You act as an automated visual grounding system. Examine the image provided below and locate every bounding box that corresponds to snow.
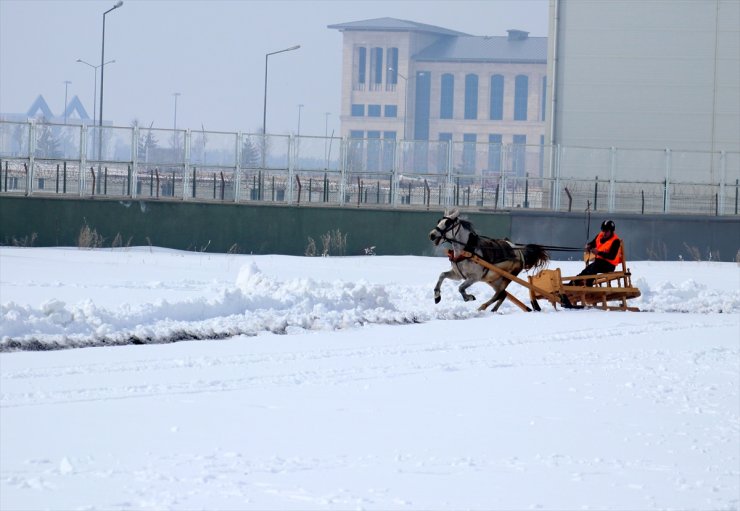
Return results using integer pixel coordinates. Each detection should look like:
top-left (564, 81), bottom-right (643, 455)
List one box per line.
top-left (1, 246), bottom-right (739, 510)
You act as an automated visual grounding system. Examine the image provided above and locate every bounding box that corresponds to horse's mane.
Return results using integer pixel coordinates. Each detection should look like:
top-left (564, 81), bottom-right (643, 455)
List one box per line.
top-left (458, 218), bottom-right (475, 232)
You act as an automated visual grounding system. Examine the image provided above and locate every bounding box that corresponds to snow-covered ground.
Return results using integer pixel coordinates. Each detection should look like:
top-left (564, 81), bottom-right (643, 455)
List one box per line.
top-left (1, 247), bottom-right (738, 510)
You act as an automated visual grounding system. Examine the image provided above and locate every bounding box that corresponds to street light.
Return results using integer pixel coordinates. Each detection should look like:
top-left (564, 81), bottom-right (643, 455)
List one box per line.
top-left (262, 44), bottom-right (300, 136)
top-left (76, 58), bottom-right (114, 126)
top-left (297, 104), bottom-right (304, 136)
top-left (99, 0), bottom-right (123, 130)
top-left (173, 92), bottom-right (181, 130)
top-left (388, 67), bottom-right (408, 141)
top-left (63, 81), bottom-right (72, 124)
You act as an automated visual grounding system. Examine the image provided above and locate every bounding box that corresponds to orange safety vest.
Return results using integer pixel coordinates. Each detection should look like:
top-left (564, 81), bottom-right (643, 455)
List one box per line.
top-left (595, 232), bottom-right (622, 266)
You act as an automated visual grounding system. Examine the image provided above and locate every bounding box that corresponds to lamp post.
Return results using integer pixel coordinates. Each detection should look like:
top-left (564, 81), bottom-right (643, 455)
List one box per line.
top-left (262, 45), bottom-right (299, 172)
top-left (262, 44), bottom-right (300, 136)
top-left (98, 0), bottom-right (123, 172)
top-left (99, 0), bottom-right (123, 130)
top-left (63, 81), bottom-right (71, 124)
top-left (76, 58), bottom-right (114, 126)
top-left (297, 104), bottom-right (304, 136)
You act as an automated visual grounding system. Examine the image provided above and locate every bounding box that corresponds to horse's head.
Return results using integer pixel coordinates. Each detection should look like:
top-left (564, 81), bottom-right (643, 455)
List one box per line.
top-left (429, 209), bottom-right (471, 247)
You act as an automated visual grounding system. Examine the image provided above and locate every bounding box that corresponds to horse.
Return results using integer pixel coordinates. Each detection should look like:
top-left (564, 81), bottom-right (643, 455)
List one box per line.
top-left (429, 209), bottom-right (550, 312)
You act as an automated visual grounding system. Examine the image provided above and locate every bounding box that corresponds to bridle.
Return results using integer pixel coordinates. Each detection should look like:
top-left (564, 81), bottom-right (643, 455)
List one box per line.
top-left (433, 215), bottom-right (464, 246)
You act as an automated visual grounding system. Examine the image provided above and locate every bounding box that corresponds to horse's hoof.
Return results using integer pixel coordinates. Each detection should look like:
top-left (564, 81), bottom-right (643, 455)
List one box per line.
top-left (477, 304), bottom-right (488, 311)
top-left (434, 296), bottom-right (441, 304)
top-left (464, 295), bottom-right (476, 302)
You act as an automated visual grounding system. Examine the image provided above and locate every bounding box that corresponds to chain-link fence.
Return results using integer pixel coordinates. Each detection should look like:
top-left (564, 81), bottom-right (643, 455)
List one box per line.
top-left (1, 119), bottom-right (738, 216)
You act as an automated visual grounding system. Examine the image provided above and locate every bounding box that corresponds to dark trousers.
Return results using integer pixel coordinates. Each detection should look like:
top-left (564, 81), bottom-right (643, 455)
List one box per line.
top-left (571, 258), bottom-right (616, 286)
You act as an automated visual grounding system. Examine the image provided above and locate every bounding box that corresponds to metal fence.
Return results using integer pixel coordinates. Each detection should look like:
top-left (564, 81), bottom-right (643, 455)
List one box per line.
top-left (1, 120), bottom-right (738, 215)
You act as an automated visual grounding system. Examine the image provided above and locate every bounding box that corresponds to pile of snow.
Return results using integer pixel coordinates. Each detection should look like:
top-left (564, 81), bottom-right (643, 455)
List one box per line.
top-left (1, 248), bottom-right (738, 351)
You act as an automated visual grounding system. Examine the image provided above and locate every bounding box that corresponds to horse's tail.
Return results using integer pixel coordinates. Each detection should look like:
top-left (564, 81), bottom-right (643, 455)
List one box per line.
top-left (522, 244), bottom-right (549, 271)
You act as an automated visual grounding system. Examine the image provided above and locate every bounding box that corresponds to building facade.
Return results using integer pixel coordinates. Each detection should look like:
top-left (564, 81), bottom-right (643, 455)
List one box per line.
top-left (329, 18), bottom-right (547, 177)
top-left (546, 0), bottom-right (740, 183)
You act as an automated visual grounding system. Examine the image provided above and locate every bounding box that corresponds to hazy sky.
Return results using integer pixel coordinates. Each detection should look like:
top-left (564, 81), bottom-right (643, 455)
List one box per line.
top-left (0, 0), bottom-right (548, 137)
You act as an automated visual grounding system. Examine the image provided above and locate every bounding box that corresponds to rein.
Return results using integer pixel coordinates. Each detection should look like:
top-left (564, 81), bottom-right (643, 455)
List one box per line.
top-left (436, 216), bottom-right (582, 255)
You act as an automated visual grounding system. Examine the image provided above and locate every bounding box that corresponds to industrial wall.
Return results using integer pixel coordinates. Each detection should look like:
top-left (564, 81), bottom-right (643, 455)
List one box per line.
top-left (547, 0), bottom-right (740, 156)
top-left (2, 196), bottom-right (738, 261)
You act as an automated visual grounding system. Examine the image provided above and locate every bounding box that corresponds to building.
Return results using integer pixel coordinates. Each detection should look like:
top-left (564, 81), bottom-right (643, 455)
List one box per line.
top-left (546, 0), bottom-right (739, 183)
top-left (0, 94), bottom-right (92, 125)
top-left (329, 18), bottom-right (547, 177)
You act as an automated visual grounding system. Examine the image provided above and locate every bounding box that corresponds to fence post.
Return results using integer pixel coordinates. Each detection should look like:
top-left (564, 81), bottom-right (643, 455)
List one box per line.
top-left (593, 176), bottom-right (598, 211)
top-left (553, 144), bottom-right (561, 210)
top-left (286, 134), bottom-right (293, 204)
top-left (79, 124), bottom-right (87, 196)
top-left (131, 125), bottom-right (138, 198)
top-left (609, 146), bottom-right (616, 212)
top-left (182, 129), bottom-right (191, 201)
top-left (717, 150), bottom-right (726, 216)
top-left (27, 120), bottom-right (36, 196)
top-left (339, 137), bottom-right (347, 206)
top-left (664, 148), bottom-right (671, 213)
top-left (235, 132), bottom-right (242, 202)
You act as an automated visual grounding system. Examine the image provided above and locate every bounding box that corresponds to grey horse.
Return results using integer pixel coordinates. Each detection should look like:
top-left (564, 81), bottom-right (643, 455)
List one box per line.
top-left (429, 209), bottom-right (549, 312)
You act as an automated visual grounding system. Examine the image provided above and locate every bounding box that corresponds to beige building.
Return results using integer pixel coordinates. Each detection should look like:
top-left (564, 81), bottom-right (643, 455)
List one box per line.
top-left (329, 18), bottom-right (547, 177)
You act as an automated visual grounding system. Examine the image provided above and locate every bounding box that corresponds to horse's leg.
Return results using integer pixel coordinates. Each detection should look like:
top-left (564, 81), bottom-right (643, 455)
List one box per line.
top-left (434, 269), bottom-right (459, 304)
top-left (458, 277), bottom-right (478, 302)
top-left (490, 268), bottom-right (522, 312)
top-left (478, 279), bottom-right (510, 312)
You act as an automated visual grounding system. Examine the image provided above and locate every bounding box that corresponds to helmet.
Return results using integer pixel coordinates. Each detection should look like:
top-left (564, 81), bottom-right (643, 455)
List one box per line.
top-left (601, 220), bottom-right (616, 232)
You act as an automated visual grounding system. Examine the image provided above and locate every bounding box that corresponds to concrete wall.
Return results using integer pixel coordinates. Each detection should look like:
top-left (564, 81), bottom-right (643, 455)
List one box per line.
top-left (0, 196), bottom-right (509, 257)
top-left (509, 210), bottom-right (740, 262)
top-left (1, 196), bottom-right (737, 261)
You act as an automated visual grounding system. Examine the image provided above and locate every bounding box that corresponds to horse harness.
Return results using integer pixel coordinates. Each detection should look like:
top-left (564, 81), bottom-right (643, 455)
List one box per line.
top-left (436, 215), bottom-right (525, 278)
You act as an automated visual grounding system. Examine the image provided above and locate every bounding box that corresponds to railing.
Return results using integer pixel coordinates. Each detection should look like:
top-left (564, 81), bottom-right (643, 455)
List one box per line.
top-left (1, 119), bottom-right (738, 216)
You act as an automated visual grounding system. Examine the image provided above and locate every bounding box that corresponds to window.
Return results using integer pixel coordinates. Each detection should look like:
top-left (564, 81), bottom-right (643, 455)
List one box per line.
top-left (351, 104), bottom-right (365, 117)
top-left (386, 48), bottom-right (398, 85)
top-left (368, 104), bottom-right (381, 117)
top-left (490, 74), bottom-right (504, 120)
top-left (440, 74), bottom-right (454, 119)
top-left (541, 76), bottom-right (547, 121)
top-left (464, 74), bottom-right (479, 120)
top-left (384, 105), bottom-right (398, 117)
top-left (370, 47), bottom-right (383, 89)
top-left (367, 130), bottom-right (381, 171)
top-left (488, 134), bottom-right (502, 172)
top-left (462, 133), bottom-right (477, 173)
top-left (413, 71), bottom-right (431, 142)
top-left (512, 134), bottom-right (526, 177)
top-left (437, 133), bottom-right (452, 173)
top-left (383, 131), bottom-right (396, 171)
top-left (514, 75), bottom-right (528, 121)
top-left (357, 47), bottom-right (366, 85)
top-left (348, 131), bottom-right (364, 171)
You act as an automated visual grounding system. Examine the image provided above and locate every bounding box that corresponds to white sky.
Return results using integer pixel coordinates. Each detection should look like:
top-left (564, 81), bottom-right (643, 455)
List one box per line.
top-left (0, 0), bottom-right (548, 137)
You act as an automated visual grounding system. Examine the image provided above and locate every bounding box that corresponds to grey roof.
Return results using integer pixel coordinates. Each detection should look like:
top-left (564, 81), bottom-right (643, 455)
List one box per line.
top-left (328, 17), bottom-right (469, 37)
top-left (414, 35), bottom-right (547, 63)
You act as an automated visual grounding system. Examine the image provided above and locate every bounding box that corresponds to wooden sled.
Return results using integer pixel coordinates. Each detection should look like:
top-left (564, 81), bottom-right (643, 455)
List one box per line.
top-left (460, 246), bottom-right (641, 313)
top-left (528, 246), bottom-right (641, 311)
